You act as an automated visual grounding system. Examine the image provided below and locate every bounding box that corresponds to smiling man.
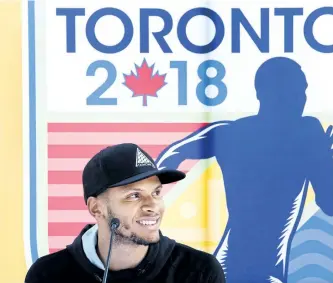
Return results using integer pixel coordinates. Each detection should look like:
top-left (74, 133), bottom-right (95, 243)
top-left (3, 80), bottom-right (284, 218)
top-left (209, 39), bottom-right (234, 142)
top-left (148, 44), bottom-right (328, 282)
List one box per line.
top-left (25, 143), bottom-right (225, 283)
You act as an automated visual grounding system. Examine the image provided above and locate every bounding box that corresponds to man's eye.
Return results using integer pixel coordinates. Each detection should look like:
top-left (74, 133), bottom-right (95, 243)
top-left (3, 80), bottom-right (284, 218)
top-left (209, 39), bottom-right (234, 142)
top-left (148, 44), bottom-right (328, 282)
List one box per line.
top-left (153, 190), bottom-right (161, 196)
top-left (128, 193), bottom-right (140, 199)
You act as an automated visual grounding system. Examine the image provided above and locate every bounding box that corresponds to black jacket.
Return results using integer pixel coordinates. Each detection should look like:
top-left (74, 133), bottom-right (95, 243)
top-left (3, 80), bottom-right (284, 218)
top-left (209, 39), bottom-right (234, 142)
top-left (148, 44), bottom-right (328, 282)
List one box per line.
top-left (25, 224), bottom-right (225, 283)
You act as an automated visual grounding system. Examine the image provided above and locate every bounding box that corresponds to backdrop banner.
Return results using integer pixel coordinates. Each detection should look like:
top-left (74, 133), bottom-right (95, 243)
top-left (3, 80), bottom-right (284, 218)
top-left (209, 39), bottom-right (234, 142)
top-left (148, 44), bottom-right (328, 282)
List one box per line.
top-left (21, 1), bottom-right (333, 282)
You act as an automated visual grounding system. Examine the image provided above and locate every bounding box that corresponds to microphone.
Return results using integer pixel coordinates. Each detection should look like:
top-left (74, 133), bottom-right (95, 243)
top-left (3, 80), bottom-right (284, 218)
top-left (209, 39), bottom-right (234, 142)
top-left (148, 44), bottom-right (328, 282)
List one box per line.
top-left (102, 218), bottom-right (120, 283)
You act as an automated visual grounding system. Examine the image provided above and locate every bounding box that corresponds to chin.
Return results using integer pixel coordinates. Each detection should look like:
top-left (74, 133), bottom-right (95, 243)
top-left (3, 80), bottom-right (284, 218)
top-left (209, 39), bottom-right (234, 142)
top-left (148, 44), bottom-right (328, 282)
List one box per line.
top-left (142, 230), bottom-right (160, 241)
top-left (147, 233), bottom-right (160, 242)
top-left (145, 237), bottom-right (160, 245)
top-left (132, 231), bottom-right (160, 246)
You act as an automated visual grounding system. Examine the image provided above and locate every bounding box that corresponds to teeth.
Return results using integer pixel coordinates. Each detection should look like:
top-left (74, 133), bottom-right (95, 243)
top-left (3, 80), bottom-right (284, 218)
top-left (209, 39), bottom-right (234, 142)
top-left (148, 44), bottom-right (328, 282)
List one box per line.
top-left (139, 220), bottom-right (157, 226)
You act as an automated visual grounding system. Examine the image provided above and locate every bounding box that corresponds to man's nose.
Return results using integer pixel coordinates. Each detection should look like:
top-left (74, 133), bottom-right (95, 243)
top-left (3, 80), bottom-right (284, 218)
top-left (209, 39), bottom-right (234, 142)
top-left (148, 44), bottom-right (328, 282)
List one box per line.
top-left (141, 196), bottom-right (159, 213)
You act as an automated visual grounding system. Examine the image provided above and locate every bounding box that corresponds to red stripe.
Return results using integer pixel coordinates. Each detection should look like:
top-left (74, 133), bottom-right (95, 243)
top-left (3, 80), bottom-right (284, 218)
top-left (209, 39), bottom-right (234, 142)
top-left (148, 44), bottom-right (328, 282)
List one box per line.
top-left (49, 223), bottom-right (94, 236)
top-left (48, 170), bottom-right (187, 185)
top-left (48, 171), bottom-right (82, 184)
top-left (48, 123), bottom-right (206, 133)
top-left (49, 197), bottom-right (87, 210)
top-left (48, 144), bottom-right (166, 158)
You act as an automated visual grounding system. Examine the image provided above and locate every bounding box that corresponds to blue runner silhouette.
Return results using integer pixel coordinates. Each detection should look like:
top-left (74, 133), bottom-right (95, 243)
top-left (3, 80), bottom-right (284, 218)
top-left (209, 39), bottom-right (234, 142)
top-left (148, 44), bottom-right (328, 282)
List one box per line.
top-left (156, 57), bottom-right (333, 283)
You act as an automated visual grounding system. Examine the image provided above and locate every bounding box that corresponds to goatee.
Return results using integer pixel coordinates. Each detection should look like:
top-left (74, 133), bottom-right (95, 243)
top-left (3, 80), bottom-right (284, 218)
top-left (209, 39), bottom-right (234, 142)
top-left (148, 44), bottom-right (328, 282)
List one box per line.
top-left (107, 207), bottom-right (159, 246)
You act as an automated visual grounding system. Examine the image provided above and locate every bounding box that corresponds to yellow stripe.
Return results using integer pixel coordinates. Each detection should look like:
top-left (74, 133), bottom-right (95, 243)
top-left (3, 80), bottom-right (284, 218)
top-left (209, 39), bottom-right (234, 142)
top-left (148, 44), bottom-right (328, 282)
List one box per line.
top-left (0, 1), bottom-right (27, 282)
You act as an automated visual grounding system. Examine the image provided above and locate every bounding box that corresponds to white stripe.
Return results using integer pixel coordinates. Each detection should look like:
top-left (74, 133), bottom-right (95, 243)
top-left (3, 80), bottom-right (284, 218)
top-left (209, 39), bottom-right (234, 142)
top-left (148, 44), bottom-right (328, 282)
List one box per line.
top-left (35, 0), bottom-right (50, 258)
top-left (157, 122), bottom-right (228, 168)
top-left (297, 200), bottom-right (319, 230)
top-left (48, 236), bottom-right (75, 249)
top-left (47, 112), bottom-right (333, 123)
top-left (48, 184), bottom-right (84, 197)
top-left (47, 112), bottom-right (253, 123)
top-left (48, 210), bottom-right (95, 223)
top-left (268, 276), bottom-right (283, 283)
top-left (215, 229), bottom-right (231, 275)
top-left (276, 180), bottom-right (308, 274)
top-left (48, 158), bottom-right (88, 171)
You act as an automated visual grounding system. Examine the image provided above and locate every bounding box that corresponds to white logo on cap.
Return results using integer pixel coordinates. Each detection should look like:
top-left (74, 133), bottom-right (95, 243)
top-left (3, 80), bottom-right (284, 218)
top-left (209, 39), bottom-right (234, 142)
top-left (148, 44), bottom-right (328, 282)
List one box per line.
top-left (136, 148), bottom-right (155, 168)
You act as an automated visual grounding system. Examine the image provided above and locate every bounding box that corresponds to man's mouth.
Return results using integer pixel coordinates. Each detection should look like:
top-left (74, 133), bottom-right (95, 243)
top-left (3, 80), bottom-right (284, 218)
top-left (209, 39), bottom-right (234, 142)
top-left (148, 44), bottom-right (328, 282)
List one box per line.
top-left (136, 218), bottom-right (160, 227)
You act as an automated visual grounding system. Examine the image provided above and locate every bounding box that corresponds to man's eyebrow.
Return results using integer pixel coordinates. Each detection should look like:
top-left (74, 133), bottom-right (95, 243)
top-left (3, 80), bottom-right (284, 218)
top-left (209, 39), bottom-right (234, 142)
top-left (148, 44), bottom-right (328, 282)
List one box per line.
top-left (120, 187), bottom-right (143, 192)
top-left (121, 184), bottom-right (162, 192)
top-left (154, 184), bottom-right (163, 190)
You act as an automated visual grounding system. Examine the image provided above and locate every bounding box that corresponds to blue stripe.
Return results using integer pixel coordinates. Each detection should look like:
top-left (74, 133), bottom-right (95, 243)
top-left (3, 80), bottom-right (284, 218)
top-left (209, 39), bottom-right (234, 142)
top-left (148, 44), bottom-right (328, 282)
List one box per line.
top-left (291, 229), bottom-right (333, 249)
top-left (297, 217), bottom-right (333, 235)
top-left (296, 278), bottom-right (330, 283)
top-left (28, 0), bottom-right (38, 263)
top-left (288, 254), bottom-right (333, 274)
top-left (288, 265), bottom-right (333, 283)
top-left (315, 210), bottom-right (333, 226)
top-left (289, 241), bottom-right (333, 261)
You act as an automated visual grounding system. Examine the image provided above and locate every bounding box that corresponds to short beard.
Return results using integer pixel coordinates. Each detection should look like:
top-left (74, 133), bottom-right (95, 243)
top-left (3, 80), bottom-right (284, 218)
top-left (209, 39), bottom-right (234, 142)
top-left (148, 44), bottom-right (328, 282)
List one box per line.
top-left (106, 207), bottom-right (158, 246)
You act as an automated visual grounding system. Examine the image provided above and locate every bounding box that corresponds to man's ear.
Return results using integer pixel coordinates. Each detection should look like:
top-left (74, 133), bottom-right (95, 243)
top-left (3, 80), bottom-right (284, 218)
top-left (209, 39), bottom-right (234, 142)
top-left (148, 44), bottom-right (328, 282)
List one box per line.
top-left (87, 196), bottom-right (104, 220)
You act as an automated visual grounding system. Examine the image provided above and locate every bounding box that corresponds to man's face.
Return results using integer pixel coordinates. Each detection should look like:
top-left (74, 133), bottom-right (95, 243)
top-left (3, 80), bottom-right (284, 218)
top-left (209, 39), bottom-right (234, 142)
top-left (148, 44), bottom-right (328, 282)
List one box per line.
top-left (102, 176), bottom-right (165, 246)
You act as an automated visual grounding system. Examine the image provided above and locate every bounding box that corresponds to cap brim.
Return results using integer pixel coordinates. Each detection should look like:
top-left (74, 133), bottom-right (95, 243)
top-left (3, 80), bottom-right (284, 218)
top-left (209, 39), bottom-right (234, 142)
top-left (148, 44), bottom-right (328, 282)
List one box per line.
top-left (108, 168), bottom-right (186, 189)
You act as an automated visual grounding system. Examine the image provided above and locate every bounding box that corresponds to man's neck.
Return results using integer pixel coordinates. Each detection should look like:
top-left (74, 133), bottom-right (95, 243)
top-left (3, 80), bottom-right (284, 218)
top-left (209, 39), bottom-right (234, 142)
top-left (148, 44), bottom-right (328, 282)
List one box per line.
top-left (97, 232), bottom-right (149, 271)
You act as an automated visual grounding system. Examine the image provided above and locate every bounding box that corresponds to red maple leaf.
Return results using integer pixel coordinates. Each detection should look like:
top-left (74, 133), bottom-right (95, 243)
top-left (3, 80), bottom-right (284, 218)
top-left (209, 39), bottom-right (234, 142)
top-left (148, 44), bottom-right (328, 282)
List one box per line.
top-left (123, 59), bottom-right (167, 106)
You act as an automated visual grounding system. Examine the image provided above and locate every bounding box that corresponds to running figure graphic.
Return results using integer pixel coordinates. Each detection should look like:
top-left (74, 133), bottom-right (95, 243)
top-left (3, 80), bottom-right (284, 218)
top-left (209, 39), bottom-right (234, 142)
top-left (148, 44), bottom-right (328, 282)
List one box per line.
top-left (156, 57), bottom-right (333, 283)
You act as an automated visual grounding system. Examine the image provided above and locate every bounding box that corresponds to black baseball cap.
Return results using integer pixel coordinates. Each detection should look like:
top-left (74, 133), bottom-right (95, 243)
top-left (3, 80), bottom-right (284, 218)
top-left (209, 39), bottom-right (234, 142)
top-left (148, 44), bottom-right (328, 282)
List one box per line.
top-left (82, 143), bottom-right (186, 204)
